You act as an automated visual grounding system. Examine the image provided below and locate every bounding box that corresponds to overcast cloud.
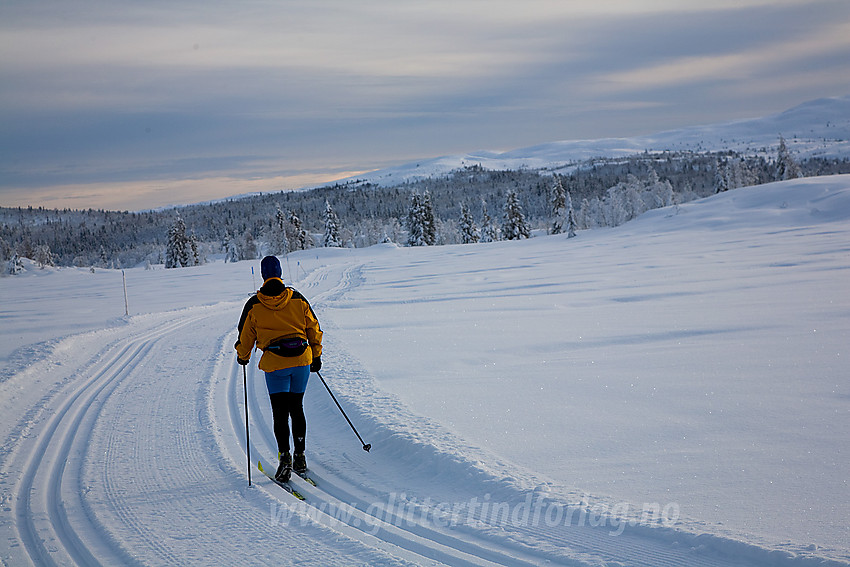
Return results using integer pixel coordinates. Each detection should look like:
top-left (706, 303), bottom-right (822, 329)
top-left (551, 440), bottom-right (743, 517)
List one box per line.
top-left (1, 0), bottom-right (849, 210)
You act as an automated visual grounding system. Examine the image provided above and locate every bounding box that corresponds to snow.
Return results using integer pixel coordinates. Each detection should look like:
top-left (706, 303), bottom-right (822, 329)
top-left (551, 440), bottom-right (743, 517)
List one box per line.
top-left (1, 175), bottom-right (849, 566)
top-left (336, 96), bottom-right (850, 187)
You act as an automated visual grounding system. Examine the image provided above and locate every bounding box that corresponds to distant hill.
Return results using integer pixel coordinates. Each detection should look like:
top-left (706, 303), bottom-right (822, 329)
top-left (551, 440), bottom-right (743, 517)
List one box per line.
top-left (335, 95), bottom-right (850, 187)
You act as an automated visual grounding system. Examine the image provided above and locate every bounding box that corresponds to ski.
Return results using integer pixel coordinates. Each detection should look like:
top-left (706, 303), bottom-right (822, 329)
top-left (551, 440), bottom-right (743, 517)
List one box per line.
top-left (294, 469), bottom-right (317, 487)
top-left (257, 461), bottom-right (305, 500)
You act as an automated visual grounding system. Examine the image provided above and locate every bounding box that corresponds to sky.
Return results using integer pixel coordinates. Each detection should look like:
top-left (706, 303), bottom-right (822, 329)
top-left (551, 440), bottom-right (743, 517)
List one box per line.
top-left (1, 0), bottom-right (849, 211)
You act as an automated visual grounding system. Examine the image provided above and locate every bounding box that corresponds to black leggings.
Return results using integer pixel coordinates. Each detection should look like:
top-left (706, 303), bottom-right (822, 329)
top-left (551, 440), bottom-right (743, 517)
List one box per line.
top-left (269, 392), bottom-right (306, 454)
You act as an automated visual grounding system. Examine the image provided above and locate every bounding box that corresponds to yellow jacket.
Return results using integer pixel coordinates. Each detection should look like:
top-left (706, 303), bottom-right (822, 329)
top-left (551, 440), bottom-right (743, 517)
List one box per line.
top-left (235, 278), bottom-right (323, 372)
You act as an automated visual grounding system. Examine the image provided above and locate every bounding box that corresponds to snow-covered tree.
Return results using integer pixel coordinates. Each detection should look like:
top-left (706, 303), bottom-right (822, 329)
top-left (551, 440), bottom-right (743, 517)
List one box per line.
top-left (406, 191), bottom-right (436, 246)
top-left (622, 174), bottom-right (646, 219)
top-left (775, 136), bottom-right (801, 181)
top-left (714, 158), bottom-right (729, 193)
top-left (480, 200), bottom-right (499, 243)
top-left (502, 190), bottom-right (531, 240)
top-left (406, 193), bottom-right (423, 246)
top-left (576, 198), bottom-right (591, 229)
top-left (34, 244), bottom-right (54, 268)
top-left (587, 169), bottom-right (677, 228)
top-left (565, 191), bottom-right (577, 238)
top-left (241, 229), bottom-right (258, 260)
top-left (223, 231), bottom-right (239, 263)
top-left (644, 168), bottom-right (675, 208)
top-left (550, 176), bottom-right (567, 235)
top-left (165, 215), bottom-right (190, 268)
top-left (421, 191), bottom-right (436, 246)
top-left (584, 197), bottom-right (605, 229)
top-left (99, 245), bottom-right (109, 268)
top-left (459, 202), bottom-right (480, 244)
top-left (165, 216), bottom-right (203, 268)
top-left (716, 157), bottom-right (757, 193)
top-left (189, 230), bottom-right (203, 265)
top-left (268, 205), bottom-right (289, 255)
top-left (287, 210), bottom-right (310, 251)
top-left (323, 200), bottom-right (342, 247)
top-left (603, 186), bottom-right (628, 227)
top-left (7, 253), bottom-right (24, 275)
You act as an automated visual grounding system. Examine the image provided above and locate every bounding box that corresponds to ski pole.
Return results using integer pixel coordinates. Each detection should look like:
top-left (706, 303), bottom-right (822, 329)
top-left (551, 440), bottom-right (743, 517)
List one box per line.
top-left (316, 371), bottom-right (371, 452)
top-left (242, 365), bottom-right (252, 486)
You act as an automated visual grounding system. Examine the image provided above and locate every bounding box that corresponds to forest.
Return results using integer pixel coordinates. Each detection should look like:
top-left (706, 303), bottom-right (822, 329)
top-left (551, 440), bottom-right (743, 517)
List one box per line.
top-left (3, 148), bottom-right (849, 272)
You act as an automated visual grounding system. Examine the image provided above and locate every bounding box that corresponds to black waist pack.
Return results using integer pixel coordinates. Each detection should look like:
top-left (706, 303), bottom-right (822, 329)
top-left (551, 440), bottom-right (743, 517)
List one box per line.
top-left (265, 336), bottom-right (309, 357)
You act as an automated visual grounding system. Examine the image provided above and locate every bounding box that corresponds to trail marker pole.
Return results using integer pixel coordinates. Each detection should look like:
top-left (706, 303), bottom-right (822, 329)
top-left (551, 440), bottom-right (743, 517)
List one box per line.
top-left (122, 270), bottom-right (129, 316)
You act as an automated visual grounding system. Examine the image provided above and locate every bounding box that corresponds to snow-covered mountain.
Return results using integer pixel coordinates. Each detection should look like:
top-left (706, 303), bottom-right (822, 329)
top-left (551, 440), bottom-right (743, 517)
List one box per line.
top-left (337, 95), bottom-right (850, 187)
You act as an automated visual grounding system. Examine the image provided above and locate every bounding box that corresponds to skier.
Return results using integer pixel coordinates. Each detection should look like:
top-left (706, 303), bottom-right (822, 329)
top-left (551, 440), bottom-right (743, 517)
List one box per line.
top-left (235, 255), bottom-right (323, 482)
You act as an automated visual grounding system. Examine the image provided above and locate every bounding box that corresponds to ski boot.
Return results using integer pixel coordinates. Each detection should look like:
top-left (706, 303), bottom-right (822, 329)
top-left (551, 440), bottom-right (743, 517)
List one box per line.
top-left (293, 452), bottom-right (307, 475)
top-left (275, 451), bottom-right (292, 482)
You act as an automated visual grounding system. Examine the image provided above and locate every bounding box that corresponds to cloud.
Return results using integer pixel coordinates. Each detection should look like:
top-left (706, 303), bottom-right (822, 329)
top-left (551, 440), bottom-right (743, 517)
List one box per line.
top-left (1, 0), bottom-right (849, 209)
top-left (591, 20), bottom-right (850, 92)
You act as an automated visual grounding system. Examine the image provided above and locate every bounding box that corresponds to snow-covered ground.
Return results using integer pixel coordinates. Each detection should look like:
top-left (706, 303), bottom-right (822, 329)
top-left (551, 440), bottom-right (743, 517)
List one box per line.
top-left (1, 175), bottom-right (849, 566)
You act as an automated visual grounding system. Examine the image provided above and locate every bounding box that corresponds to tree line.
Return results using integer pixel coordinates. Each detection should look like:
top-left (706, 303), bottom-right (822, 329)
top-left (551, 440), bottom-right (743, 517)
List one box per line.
top-left (3, 145), bottom-right (849, 272)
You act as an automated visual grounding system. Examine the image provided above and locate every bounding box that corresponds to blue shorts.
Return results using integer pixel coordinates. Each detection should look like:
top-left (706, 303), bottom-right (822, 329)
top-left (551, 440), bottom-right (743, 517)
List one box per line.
top-left (264, 365), bottom-right (310, 395)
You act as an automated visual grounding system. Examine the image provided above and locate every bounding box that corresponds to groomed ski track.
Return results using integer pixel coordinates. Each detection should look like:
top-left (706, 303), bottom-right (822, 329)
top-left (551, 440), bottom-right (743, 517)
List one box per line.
top-left (1, 260), bottom-right (846, 566)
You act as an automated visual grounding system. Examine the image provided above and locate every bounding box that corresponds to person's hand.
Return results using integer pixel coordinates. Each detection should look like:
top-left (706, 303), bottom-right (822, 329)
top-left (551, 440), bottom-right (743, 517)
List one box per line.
top-left (237, 357), bottom-right (250, 366)
top-left (310, 356), bottom-right (322, 373)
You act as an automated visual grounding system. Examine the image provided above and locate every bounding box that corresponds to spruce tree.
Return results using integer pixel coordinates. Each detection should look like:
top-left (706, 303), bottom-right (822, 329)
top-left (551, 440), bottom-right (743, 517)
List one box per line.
top-left (480, 200), bottom-right (499, 243)
top-left (189, 230), bottom-right (201, 265)
top-left (165, 215), bottom-right (189, 268)
top-left (270, 205), bottom-right (289, 255)
top-left (502, 190), bottom-right (530, 240)
top-left (459, 202), bottom-right (480, 244)
top-left (551, 176), bottom-right (567, 234)
top-left (323, 200), bottom-right (342, 247)
top-left (406, 193), bottom-right (425, 246)
top-left (422, 191), bottom-right (436, 246)
top-left (224, 230), bottom-right (239, 263)
top-left (287, 210), bottom-right (309, 251)
top-left (714, 158), bottom-right (729, 193)
top-left (565, 190), bottom-right (577, 238)
top-left (775, 136), bottom-right (801, 180)
top-left (405, 192), bottom-right (436, 246)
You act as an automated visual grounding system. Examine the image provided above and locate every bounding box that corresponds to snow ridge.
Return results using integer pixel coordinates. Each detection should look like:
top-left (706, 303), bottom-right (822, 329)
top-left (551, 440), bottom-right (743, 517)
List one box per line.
top-left (336, 95), bottom-right (850, 187)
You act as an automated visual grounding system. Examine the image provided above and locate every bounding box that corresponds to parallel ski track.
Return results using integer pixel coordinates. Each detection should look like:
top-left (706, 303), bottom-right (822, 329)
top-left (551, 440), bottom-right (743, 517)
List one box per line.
top-left (227, 260), bottom-right (830, 567)
top-left (11, 314), bottom-right (202, 567)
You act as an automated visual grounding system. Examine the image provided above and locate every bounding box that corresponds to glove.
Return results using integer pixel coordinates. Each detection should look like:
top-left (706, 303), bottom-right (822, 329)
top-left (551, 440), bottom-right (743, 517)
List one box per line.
top-left (237, 356), bottom-right (250, 366)
top-left (310, 356), bottom-right (322, 373)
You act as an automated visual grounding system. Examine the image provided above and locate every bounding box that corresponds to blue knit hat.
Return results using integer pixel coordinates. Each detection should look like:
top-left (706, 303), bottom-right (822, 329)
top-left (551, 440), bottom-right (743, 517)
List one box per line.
top-left (260, 255), bottom-right (282, 280)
